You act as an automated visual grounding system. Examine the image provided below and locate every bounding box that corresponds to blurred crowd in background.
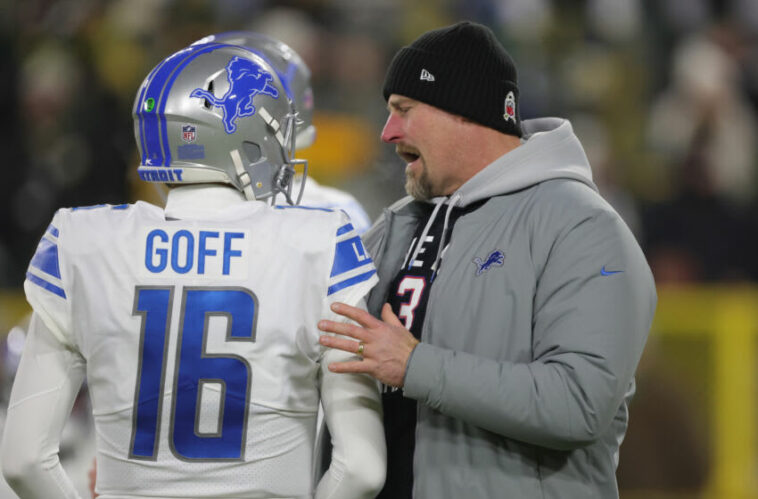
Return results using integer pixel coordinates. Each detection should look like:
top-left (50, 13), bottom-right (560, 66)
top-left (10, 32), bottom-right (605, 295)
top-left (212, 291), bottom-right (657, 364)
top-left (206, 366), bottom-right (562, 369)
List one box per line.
top-left (2, 0), bottom-right (758, 288)
top-left (1, 0), bottom-right (758, 497)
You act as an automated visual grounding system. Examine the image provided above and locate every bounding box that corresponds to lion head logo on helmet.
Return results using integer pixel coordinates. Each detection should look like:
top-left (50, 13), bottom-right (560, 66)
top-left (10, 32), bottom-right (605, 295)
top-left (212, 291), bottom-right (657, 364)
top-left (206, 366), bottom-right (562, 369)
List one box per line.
top-left (190, 56), bottom-right (279, 134)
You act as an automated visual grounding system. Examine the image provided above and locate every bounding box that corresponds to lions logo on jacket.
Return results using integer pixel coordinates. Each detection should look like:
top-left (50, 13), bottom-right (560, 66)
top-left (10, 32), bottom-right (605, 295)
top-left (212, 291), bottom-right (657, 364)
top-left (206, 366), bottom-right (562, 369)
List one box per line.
top-left (473, 249), bottom-right (505, 275)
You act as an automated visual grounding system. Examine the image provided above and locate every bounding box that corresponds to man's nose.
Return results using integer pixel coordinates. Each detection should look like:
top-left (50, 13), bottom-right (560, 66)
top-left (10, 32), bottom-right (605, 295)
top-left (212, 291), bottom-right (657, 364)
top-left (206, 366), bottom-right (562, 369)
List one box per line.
top-left (381, 113), bottom-right (402, 143)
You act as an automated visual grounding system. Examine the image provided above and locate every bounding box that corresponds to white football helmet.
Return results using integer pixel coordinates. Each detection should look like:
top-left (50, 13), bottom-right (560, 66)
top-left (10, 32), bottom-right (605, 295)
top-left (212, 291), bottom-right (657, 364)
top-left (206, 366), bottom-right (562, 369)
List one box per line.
top-left (133, 42), bottom-right (307, 204)
top-left (191, 32), bottom-right (316, 149)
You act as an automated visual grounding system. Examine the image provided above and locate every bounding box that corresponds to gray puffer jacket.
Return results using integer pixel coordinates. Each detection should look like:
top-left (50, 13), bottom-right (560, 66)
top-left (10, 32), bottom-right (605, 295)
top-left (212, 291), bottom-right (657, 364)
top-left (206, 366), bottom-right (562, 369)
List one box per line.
top-left (364, 118), bottom-right (656, 498)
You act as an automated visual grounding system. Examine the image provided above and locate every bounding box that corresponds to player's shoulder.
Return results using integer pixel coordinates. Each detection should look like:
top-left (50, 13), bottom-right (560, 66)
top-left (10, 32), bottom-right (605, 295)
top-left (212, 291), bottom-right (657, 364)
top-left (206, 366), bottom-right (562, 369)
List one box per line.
top-left (273, 203), bottom-right (347, 225)
top-left (58, 201), bottom-right (160, 221)
top-left (271, 204), bottom-right (356, 249)
top-left (52, 201), bottom-right (162, 245)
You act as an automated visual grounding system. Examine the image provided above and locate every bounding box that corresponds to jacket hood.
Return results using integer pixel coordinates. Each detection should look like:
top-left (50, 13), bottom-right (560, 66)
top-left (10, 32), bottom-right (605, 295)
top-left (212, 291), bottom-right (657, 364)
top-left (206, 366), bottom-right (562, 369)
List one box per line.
top-left (454, 117), bottom-right (596, 207)
top-left (378, 118), bottom-right (597, 278)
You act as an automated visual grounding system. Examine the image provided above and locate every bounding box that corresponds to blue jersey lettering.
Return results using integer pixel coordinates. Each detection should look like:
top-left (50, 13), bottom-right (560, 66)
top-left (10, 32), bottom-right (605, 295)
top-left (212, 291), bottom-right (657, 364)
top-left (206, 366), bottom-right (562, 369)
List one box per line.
top-left (223, 232), bottom-right (244, 275)
top-left (145, 229), bottom-right (169, 272)
top-left (197, 231), bottom-right (219, 275)
top-left (144, 228), bottom-right (247, 277)
top-left (171, 230), bottom-right (194, 274)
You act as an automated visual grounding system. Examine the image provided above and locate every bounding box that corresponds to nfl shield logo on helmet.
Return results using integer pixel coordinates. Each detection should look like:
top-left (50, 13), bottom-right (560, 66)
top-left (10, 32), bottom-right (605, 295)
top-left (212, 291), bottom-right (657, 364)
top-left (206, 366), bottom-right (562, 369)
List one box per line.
top-left (182, 124), bottom-right (196, 143)
top-left (503, 91), bottom-right (516, 123)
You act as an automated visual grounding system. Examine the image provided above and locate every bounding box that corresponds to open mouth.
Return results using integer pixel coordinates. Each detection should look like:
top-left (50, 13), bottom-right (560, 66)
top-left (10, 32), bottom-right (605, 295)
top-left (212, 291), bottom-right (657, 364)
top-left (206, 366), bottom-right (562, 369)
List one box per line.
top-left (397, 147), bottom-right (420, 165)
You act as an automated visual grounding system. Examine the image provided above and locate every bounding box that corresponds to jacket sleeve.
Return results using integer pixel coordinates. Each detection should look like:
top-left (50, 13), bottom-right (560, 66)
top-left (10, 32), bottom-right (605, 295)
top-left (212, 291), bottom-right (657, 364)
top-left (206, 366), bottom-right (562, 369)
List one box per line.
top-left (402, 207), bottom-right (657, 450)
top-left (1, 313), bottom-right (85, 498)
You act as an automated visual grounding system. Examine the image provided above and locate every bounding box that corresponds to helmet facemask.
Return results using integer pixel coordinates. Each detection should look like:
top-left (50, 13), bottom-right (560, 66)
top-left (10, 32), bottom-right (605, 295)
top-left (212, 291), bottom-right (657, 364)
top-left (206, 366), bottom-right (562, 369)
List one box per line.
top-left (231, 106), bottom-right (307, 205)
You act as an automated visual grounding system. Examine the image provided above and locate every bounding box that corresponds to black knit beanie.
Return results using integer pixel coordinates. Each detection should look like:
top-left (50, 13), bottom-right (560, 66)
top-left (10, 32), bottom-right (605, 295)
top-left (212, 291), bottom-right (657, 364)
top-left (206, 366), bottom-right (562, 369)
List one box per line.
top-left (383, 21), bottom-right (522, 137)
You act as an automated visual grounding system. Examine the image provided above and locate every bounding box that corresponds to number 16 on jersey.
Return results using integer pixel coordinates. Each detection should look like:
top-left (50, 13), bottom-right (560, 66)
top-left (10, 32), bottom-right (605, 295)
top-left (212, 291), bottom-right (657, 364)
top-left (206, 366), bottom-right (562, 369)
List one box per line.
top-left (130, 286), bottom-right (258, 461)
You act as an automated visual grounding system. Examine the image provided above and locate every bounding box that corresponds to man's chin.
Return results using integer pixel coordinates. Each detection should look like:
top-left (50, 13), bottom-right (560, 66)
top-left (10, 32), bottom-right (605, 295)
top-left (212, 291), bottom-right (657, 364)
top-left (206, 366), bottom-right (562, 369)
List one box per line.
top-left (405, 177), bottom-right (431, 201)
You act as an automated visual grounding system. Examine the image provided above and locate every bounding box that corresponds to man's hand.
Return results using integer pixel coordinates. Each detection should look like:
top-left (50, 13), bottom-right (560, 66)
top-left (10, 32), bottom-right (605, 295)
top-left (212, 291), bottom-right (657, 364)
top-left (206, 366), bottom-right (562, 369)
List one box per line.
top-left (319, 303), bottom-right (420, 387)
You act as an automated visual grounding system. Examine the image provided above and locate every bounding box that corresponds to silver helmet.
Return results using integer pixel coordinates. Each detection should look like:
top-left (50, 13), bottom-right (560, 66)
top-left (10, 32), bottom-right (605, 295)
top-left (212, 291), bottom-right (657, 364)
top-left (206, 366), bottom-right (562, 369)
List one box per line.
top-left (133, 42), bottom-right (306, 203)
top-left (191, 32), bottom-right (316, 149)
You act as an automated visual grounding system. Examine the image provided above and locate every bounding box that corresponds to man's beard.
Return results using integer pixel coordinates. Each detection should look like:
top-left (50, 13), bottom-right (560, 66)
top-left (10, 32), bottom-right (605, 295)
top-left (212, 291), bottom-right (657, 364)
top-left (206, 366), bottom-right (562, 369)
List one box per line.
top-left (404, 161), bottom-right (434, 201)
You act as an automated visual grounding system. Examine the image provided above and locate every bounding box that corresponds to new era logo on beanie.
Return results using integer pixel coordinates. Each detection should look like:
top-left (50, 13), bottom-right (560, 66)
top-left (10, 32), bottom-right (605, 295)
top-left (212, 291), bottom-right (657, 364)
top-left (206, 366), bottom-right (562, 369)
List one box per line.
top-left (383, 21), bottom-right (522, 137)
top-left (420, 69), bottom-right (435, 81)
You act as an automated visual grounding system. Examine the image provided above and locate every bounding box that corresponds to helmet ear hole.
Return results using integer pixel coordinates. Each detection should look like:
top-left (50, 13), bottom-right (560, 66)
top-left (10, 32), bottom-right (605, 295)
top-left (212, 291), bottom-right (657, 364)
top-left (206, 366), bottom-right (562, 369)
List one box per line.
top-left (242, 141), bottom-right (262, 163)
top-left (203, 81), bottom-right (214, 109)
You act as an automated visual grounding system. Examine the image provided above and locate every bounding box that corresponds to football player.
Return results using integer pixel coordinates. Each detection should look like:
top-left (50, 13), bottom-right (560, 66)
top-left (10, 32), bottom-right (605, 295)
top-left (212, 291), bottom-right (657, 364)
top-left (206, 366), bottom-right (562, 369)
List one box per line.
top-left (192, 31), bottom-right (373, 234)
top-left (2, 41), bottom-right (385, 499)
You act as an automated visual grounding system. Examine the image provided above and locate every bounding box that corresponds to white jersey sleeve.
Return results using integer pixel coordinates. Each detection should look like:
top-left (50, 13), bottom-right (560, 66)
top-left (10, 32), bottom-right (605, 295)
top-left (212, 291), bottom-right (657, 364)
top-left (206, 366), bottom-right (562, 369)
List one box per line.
top-left (314, 214), bottom-right (385, 497)
top-left (13, 199), bottom-right (382, 499)
top-left (1, 312), bottom-right (85, 499)
top-left (322, 212), bottom-right (377, 313)
top-left (23, 212), bottom-right (74, 348)
top-left (315, 300), bottom-right (386, 499)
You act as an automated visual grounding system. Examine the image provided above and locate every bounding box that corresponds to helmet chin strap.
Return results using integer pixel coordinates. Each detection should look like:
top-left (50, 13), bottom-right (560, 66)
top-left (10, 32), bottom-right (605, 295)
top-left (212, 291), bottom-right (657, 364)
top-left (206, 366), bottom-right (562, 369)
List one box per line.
top-left (230, 149), bottom-right (257, 200)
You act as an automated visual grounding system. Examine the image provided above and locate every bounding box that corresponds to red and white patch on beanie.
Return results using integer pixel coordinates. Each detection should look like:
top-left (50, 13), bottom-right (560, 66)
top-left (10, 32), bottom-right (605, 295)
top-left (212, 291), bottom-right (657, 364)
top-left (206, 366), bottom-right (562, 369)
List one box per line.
top-left (503, 91), bottom-right (516, 123)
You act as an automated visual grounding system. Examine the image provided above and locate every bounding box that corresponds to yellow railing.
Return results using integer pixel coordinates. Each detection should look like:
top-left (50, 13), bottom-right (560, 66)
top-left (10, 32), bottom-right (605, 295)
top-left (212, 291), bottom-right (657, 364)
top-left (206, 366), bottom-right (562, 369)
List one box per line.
top-left (651, 286), bottom-right (758, 498)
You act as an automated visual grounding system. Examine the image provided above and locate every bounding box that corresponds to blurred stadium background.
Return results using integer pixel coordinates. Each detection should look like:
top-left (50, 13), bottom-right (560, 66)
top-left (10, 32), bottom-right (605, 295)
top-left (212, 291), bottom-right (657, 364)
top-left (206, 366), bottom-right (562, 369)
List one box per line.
top-left (1, 0), bottom-right (758, 497)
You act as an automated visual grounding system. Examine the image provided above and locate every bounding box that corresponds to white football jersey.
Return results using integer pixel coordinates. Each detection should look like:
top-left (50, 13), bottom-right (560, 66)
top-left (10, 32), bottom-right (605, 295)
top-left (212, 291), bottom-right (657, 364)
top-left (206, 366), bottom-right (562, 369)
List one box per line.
top-left (23, 195), bottom-right (377, 498)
